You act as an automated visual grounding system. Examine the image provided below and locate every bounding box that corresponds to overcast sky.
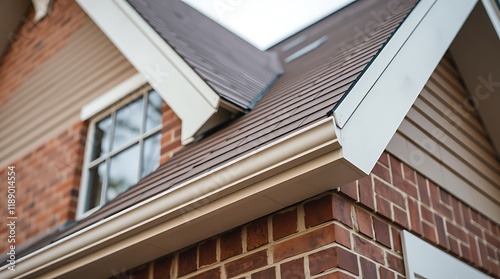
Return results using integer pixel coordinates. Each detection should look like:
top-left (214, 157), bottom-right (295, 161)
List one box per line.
top-left (182, 0), bottom-right (355, 50)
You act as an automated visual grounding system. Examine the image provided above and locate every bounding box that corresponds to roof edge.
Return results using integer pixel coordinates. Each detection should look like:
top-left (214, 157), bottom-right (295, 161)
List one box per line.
top-left (333, 0), bottom-right (478, 174)
top-left (77, 0), bottom-right (222, 144)
top-left (0, 117), bottom-right (365, 278)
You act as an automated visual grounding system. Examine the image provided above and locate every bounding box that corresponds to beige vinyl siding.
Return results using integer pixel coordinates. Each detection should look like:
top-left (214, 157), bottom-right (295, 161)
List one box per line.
top-left (0, 20), bottom-right (137, 167)
top-left (387, 54), bottom-right (500, 222)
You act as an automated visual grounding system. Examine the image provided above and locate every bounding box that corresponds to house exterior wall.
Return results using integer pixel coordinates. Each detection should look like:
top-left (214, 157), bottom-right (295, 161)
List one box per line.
top-left (0, 1), bottom-right (138, 168)
top-left (0, 1), bottom-right (183, 255)
top-left (119, 152), bottom-right (500, 279)
top-left (387, 54), bottom-right (500, 222)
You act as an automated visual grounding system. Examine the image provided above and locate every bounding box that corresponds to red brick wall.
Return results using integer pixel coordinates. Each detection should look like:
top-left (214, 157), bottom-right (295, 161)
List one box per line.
top-left (121, 152), bottom-right (500, 279)
top-left (0, 122), bottom-right (87, 253)
top-left (0, 0), bottom-right (88, 106)
top-left (161, 102), bottom-right (183, 165)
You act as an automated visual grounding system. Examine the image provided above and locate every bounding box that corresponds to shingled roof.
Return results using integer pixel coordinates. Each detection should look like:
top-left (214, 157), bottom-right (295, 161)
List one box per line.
top-left (10, 0), bottom-right (419, 260)
top-left (127, 0), bottom-right (283, 110)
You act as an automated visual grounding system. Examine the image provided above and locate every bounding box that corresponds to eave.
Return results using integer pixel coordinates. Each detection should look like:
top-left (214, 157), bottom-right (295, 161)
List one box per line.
top-left (1, 118), bottom-right (363, 278)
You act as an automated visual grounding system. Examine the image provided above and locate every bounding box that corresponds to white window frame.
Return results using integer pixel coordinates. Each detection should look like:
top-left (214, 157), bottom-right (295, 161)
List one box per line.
top-left (401, 230), bottom-right (493, 279)
top-left (77, 82), bottom-right (162, 219)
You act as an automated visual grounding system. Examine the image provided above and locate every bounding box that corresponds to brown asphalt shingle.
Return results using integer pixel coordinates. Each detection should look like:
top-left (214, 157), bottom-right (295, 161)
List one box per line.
top-left (127, 0), bottom-right (283, 109)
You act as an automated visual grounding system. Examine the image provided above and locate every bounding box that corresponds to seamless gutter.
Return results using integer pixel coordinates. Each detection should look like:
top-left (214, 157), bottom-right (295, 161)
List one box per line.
top-left (1, 117), bottom-right (356, 278)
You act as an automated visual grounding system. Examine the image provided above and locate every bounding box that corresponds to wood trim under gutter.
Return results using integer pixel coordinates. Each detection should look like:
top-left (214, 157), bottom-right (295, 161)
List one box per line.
top-left (1, 117), bottom-right (364, 278)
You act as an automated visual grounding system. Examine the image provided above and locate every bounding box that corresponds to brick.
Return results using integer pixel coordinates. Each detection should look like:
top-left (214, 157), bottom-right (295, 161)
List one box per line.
top-left (448, 237), bottom-right (459, 256)
top-left (273, 209), bottom-right (297, 240)
top-left (340, 181), bottom-right (358, 201)
top-left (463, 207), bottom-right (483, 237)
top-left (355, 207), bottom-right (373, 238)
top-left (378, 152), bottom-right (390, 167)
top-left (391, 227), bottom-right (402, 253)
top-left (359, 176), bottom-right (375, 211)
top-left (225, 250), bottom-right (267, 278)
top-left (309, 246), bottom-right (359, 276)
top-left (451, 197), bottom-right (463, 226)
top-left (178, 246), bottom-right (197, 276)
top-left (360, 257), bottom-right (377, 279)
top-left (247, 218), bottom-right (268, 250)
top-left (373, 218), bottom-right (391, 248)
top-left (461, 243), bottom-right (471, 262)
top-left (372, 163), bottom-right (391, 184)
top-left (446, 221), bottom-right (467, 243)
top-left (199, 238), bottom-right (217, 267)
top-left (353, 235), bottom-right (384, 264)
top-left (485, 232), bottom-right (500, 249)
top-left (487, 245), bottom-right (496, 260)
top-left (376, 196), bottom-right (391, 219)
top-left (273, 224), bottom-right (337, 262)
top-left (154, 255), bottom-right (172, 279)
top-left (387, 253), bottom-right (405, 275)
top-left (439, 188), bottom-right (451, 205)
top-left (477, 213), bottom-right (489, 229)
top-left (280, 258), bottom-right (305, 279)
top-left (380, 266), bottom-right (395, 279)
top-left (407, 198), bottom-right (422, 235)
top-left (429, 183), bottom-right (453, 219)
top-left (468, 235), bottom-right (481, 266)
top-left (402, 163), bottom-right (416, 183)
top-left (374, 179), bottom-right (405, 209)
top-left (434, 214), bottom-right (448, 249)
top-left (221, 228), bottom-right (243, 260)
top-left (393, 206), bottom-right (409, 230)
top-left (251, 267), bottom-right (275, 279)
top-left (489, 221), bottom-right (499, 237)
top-left (334, 224), bottom-right (352, 249)
top-left (478, 247), bottom-right (492, 274)
top-left (422, 222), bottom-right (437, 244)
top-left (304, 195), bottom-right (352, 228)
top-left (188, 268), bottom-right (220, 279)
top-left (420, 206), bottom-right (434, 224)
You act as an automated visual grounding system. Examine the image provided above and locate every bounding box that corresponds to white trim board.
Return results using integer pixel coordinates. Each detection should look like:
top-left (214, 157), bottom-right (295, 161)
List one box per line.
top-left (77, 0), bottom-right (221, 144)
top-left (333, 0), bottom-right (478, 174)
top-left (401, 231), bottom-right (492, 279)
top-left (80, 73), bottom-right (147, 121)
top-left (481, 0), bottom-right (500, 37)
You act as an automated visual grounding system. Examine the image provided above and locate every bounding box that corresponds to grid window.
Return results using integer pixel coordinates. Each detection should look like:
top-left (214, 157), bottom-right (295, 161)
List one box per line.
top-left (81, 89), bottom-right (163, 214)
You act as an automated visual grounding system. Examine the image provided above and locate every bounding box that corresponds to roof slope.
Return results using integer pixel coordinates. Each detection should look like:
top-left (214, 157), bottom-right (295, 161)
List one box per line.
top-left (11, 0), bottom-right (418, 259)
top-left (127, 0), bottom-right (283, 109)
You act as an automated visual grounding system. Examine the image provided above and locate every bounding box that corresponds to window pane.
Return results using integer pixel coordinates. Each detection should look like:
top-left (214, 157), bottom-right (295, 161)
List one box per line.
top-left (141, 133), bottom-right (161, 179)
top-left (85, 162), bottom-right (106, 211)
top-left (107, 144), bottom-right (139, 201)
top-left (91, 116), bottom-right (112, 160)
top-left (112, 97), bottom-right (143, 150)
top-left (145, 90), bottom-right (163, 132)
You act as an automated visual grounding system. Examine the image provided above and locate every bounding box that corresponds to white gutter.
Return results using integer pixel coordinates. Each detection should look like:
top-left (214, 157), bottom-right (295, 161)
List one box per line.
top-left (1, 117), bottom-right (363, 278)
top-left (77, 0), bottom-right (221, 144)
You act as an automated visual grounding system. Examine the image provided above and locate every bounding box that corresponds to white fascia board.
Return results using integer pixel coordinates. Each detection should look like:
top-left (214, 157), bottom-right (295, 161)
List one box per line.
top-left (334, 0), bottom-right (478, 174)
top-left (401, 231), bottom-right (492, 279)
top-left (76, 0), bottom-right (220, 144)
top-left (0, 118), bottom-right (364, 278)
